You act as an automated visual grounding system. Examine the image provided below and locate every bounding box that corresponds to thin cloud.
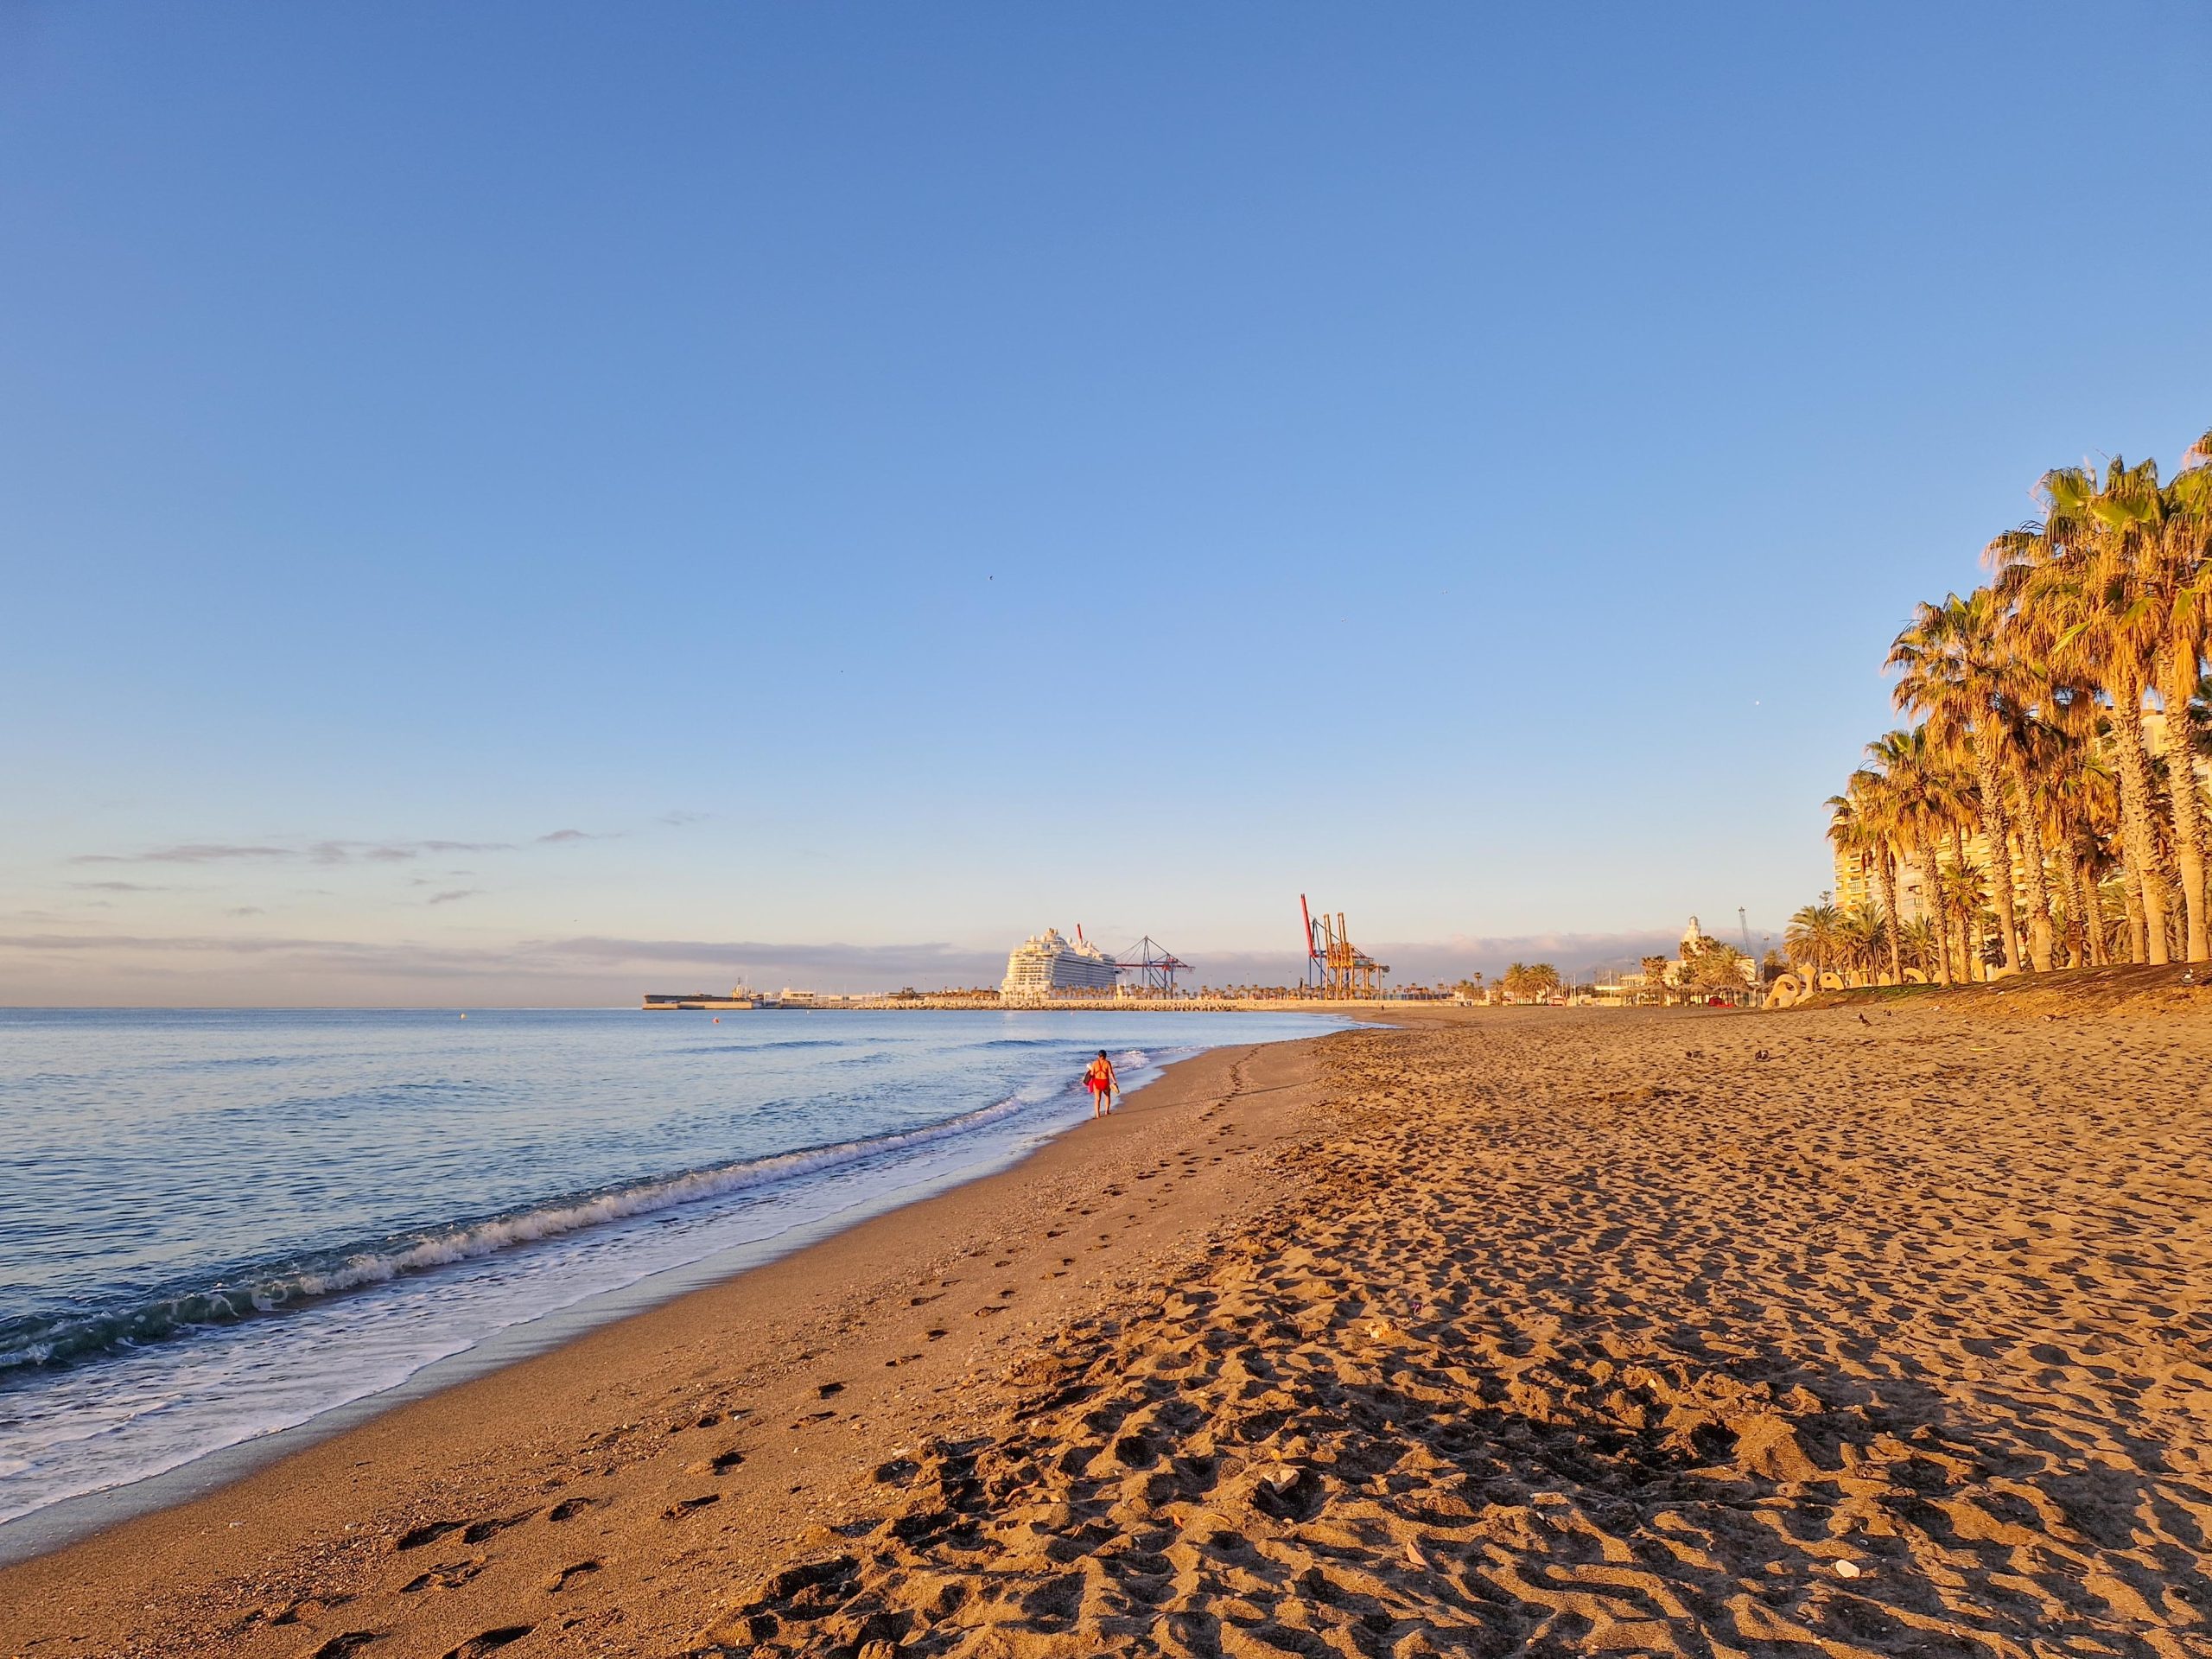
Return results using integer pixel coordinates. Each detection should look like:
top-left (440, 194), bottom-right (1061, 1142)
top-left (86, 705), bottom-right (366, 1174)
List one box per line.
top-left (0, 931), bottom-right (1003, 988)
top-left (68, 880), bottom-right (173, 893)
top-left (77, 836), bottom-right (524, 867)
top-left (427, 889), bottom-right (481, 906)
top-left (73, 844), bottom-right (292, 865)
top-left (533, 935), bottom-right (1006, 983)
top-left (658, 810), bottom-right (709, 827)
top-left (226, 906), bottom-right (266, 918)
top-left (537, 829), bottom-right (613, 844)
top-left (338, 839), bottom-right (514, 863)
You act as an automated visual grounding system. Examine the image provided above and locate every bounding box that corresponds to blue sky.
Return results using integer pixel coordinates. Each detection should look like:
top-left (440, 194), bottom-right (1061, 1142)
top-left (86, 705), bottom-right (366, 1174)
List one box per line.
top-left (3, 3), bottom-right (2209, 1002)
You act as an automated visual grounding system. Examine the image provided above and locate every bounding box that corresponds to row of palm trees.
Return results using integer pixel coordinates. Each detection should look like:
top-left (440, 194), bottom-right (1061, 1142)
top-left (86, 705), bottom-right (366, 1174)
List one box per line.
top-left (1807, 426), bottom-right (2212, 983)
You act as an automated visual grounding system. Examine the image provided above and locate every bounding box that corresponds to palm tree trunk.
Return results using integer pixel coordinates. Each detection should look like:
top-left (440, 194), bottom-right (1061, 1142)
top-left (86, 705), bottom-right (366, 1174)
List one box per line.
top-left (1918, 842), bottom-right (1951, 986)
top-left (2122, 871), bottom-right (2148, 963)
top-left (2108, 672), bottom-right (2173, 965)
top-left (1949, 824), bottom-right (1980, 981)
top-left (2008, 764), bottom-right (2054, 972)
top-left (2056, 845), bottom-right (2088, 969)
top-left (1877, 849), bottom-right (1904, 984)
top-left (2080, 855), bottom-right (2109, 965)
top-left (1973, 741), bottom-right (2024, 973)
top-left (2162, 634), bottom-right (2209, 963)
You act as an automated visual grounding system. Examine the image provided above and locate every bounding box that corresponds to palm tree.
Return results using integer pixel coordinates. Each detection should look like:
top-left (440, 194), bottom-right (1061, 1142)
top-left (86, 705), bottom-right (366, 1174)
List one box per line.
top-left (1889, 589), bottom-right (2028, 973)
top-left (1785, 901), bottom-right (1845, 987)
top-left (1840, 906), bottom-right (1889, 986)
top-left (2052, 742), bottom-right (2124, 964)
top-left (1897, 915), bottom-right (1942, 979)
top-left (1827, 423), bottom-right (2211, 973)
top-left (1832, 768), bottom-right (1906, 982)
top-left (1827, 789), bottom-right (1891, 983)
top-left (1984, 631), bottom-right (2098, 972)
top-left (2146, 435), bottom-right (2212, 960)
top-left (1868, 726), bottom-right (1956, 985)
top-left (1993, 458), bottom-right (2178, 963)
top-left (1923, 739), bottom-right (1984, 981)
top-left (1936, 855), bottom-right (1989, 981)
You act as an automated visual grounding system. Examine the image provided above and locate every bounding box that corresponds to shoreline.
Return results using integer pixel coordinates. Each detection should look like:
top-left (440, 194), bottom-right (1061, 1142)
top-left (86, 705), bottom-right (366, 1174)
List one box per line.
top-left (0, 1029), bottom-right (1348, 1656)
top-left (0, 1014), bottom-right (1344, 1565)
top-left (11, 998), bottom-right (2207, 1657)
top-left (0, 1116), bottom-right (1107, 1567)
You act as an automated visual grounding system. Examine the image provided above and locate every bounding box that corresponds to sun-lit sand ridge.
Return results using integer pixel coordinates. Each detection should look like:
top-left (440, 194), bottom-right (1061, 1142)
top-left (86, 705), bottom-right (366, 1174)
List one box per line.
top-left (4, 991), bottom-right (2209, 1658)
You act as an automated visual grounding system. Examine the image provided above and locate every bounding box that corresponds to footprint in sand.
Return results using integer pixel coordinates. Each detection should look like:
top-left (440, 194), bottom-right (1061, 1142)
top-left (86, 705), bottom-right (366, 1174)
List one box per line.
top-left (461, 1511), bottom-right (531, 1545)
top-left (308, 1636), bottom-right (382, 1659)
top-left (265, 1597), bottom-right (346, 1628)
top-left (399, 1557), bottom-right (486, 1593)
top-left (543, 1560), bottom-right (600, 1593)
top-left (544, 1496), bottom-right (601, 1523)
top-left (662, 1493), bottom-right (721, 1519)
top-left (439, 1629), bottom-right (531, 1659)
top-left (392, 1519), bottom-right (467, 1551)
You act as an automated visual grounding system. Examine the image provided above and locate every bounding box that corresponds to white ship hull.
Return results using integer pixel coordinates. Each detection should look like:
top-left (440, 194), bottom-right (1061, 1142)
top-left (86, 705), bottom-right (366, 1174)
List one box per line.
top-left (1001, 928), bottom-right (1119, 997)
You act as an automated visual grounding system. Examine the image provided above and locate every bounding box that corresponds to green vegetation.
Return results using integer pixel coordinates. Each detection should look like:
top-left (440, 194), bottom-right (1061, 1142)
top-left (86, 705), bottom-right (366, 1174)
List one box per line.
top-left (1498, 963), bottom-right (1562, 1003)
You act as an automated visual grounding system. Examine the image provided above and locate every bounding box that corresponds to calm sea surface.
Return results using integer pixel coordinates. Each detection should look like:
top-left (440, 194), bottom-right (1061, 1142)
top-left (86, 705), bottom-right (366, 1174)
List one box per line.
top-left (0, 1007), bottom-right (1338, 1536)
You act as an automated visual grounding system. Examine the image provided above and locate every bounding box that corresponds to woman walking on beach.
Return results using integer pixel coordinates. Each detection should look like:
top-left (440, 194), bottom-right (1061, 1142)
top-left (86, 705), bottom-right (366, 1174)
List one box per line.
top-left (1084, 1050), bottom-right (1119, 1117)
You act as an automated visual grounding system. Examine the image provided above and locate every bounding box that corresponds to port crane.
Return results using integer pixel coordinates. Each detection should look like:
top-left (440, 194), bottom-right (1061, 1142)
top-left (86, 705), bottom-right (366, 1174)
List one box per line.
top-left (1300, 895), bottom-right (1388, 998)
top-left (1113, 935), bottom-right (1192, 996)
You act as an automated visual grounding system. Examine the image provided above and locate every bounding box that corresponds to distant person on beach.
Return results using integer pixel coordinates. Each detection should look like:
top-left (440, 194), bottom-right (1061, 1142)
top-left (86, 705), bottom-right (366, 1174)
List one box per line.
top-left (1084, 1050), bottom-right (1118, 1117)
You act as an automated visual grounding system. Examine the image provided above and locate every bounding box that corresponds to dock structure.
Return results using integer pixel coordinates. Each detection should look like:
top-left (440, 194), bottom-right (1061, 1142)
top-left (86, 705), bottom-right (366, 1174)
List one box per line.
top-left (1113, 936), bottom-right (1192, 996)
top-left (643, 988), bottom-right (760, 1010)
top-left (644, 990), bottom-right (1425, 1013)
top-left (1301, 896), bottom-right (1389, 997)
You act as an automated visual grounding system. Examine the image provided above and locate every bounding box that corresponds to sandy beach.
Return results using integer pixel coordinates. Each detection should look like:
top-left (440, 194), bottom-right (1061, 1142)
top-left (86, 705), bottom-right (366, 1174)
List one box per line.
top-left (7, 989), bottom-right (2212, 1658)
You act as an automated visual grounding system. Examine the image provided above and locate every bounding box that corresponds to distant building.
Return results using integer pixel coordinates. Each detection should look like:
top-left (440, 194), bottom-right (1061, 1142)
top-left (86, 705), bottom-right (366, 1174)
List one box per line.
top-left (1834, 829), bottom-right (2014, 925)
top-left (1001, 928), bottom-right (1120, 997)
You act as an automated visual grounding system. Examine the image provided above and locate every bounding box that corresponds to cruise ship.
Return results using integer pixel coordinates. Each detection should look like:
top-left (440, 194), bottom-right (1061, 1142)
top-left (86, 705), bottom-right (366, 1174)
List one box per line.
top-left (1001, 927), bottom-right (1121, 998)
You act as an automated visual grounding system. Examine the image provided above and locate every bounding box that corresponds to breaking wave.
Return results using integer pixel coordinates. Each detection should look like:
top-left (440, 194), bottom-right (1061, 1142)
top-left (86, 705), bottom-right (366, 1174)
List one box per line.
top-left (0, 1083), bottom-right (1068, 1376)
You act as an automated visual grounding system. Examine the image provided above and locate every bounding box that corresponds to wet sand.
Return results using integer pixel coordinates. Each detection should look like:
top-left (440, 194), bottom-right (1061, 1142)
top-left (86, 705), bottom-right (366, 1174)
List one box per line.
top-left (6, 995), bottom-right (2212, 1658)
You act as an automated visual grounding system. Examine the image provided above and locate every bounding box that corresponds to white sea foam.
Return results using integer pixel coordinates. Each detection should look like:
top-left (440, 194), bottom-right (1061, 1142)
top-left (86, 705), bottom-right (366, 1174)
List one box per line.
top-left (0, 1012), bottom-right (1332, 1543)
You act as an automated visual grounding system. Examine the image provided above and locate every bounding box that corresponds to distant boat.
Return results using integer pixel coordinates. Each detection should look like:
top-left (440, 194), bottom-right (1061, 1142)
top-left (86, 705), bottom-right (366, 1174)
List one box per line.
top-left (1001, 928), bottom-right (1119, 998)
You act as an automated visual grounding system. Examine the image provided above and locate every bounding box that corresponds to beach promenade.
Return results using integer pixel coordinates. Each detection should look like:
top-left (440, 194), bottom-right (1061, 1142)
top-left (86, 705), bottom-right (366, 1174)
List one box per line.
top-left (6, 994), bottom-right (2209, 1657)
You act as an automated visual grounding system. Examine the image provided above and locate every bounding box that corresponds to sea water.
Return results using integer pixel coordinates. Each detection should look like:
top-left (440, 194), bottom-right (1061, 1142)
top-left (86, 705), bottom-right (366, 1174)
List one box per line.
top-left (0, 1007), bottom-right (1338, 1541)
